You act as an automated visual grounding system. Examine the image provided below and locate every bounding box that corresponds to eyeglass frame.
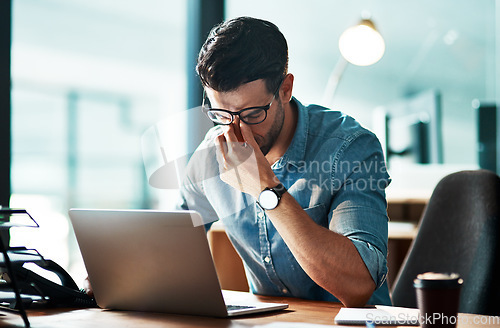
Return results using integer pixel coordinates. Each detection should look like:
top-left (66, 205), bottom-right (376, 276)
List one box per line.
top-left (201, 78), bottom-right (284, 125)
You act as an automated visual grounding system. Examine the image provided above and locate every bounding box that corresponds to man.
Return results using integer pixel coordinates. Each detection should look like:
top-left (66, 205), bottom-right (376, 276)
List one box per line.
top-left (178, 16), bottom-right (391, 307)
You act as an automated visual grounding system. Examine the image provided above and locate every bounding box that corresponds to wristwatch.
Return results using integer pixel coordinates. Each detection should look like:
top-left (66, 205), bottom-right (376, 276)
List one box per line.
top-left (258, 183), bottom-right (287, 210)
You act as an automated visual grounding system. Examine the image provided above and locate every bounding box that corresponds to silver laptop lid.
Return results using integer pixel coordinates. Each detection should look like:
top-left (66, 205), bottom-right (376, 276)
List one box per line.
top-left (68, 209), bottom-right (228, 317)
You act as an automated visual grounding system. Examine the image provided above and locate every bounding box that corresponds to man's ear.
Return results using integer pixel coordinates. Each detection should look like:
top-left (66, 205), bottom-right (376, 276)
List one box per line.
top-left (280, 73), bottom-right (294, 104)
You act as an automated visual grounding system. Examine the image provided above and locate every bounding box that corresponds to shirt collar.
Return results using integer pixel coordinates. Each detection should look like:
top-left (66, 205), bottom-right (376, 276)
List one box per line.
top-left (272, 97), bottom-right (308, 170)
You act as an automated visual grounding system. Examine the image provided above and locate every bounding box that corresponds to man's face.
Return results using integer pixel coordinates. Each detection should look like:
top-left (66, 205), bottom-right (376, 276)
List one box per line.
top-left (204, 79), bottom-right (285, 156)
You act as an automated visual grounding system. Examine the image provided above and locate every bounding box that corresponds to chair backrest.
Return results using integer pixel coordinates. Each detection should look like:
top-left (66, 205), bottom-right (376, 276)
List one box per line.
top-left (391, 170), bottom-right (500, 315)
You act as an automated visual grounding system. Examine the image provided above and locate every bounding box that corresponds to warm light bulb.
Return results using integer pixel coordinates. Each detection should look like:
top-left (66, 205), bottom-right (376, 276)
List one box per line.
top-left (338, 21), bottom-right (385, 66)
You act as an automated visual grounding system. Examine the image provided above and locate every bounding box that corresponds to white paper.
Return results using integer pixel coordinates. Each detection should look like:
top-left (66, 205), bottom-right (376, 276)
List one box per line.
top-left (334, 305), bottom-right (421, 325)
top-left (251, 323), bottom-right (350, 328)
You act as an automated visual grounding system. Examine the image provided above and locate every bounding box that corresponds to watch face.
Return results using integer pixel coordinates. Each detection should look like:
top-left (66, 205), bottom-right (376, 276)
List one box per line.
top-left (259, 189), bottom-right (279, 210)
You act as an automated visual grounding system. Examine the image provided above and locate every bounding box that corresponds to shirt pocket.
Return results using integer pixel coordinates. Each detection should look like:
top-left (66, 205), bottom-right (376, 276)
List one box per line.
top-left (303, 203), bottom-right (327, 226)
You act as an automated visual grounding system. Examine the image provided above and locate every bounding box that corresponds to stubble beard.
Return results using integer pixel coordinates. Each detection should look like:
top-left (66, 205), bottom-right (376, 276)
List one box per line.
top-left (259, 99), bottom-right (285, 156)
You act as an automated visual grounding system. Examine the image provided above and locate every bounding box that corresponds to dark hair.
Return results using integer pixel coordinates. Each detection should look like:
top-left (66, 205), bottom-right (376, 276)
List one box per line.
top-left (196, 16), bottom-right (288, 93)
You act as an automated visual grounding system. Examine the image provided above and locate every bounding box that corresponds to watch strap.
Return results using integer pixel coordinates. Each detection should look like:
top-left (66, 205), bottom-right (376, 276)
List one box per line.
top-left (269, 183), bottom-right (287, 197)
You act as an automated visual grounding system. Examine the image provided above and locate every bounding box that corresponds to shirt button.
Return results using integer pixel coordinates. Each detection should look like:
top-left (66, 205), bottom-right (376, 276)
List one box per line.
top-left (258, 212), bottom-right (265, 219)
top-left (264, 256), bottom-right (271, 263)
top-left (282, 288), bottom-right (288, 294)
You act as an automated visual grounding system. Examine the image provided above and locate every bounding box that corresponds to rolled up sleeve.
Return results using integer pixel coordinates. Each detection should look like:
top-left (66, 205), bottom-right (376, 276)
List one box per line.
top-left (328, 132), bottom-right (391, 289)
top-left (330, 205), bottom-right (389, 288)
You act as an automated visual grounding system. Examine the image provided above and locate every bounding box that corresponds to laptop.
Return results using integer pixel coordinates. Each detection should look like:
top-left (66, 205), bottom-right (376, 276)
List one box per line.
top-left (68, 209), bottom-right (288, 317)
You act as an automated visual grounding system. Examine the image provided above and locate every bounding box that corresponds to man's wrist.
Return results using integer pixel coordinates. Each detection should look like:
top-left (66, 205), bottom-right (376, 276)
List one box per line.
top-left (251, 172), bottom-right (280, 199)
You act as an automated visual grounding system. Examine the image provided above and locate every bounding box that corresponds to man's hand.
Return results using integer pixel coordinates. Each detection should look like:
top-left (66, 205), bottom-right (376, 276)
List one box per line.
top-left (214, 121), bottom-right (278, 198)
top-left (83, 276), bottom-right (94, 297)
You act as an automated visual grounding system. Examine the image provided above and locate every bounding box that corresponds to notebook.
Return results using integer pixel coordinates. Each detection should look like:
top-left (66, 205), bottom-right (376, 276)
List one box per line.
top-left (68, 209), bottom-right (288, 317)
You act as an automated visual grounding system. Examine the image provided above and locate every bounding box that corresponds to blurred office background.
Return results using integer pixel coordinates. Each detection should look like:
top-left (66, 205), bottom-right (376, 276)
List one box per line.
top-left (5, 0), bottom-right (499, 282)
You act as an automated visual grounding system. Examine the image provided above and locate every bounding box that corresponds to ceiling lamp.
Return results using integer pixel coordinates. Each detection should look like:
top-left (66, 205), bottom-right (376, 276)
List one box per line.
top-left (338, 18), bottom-right (385, 66)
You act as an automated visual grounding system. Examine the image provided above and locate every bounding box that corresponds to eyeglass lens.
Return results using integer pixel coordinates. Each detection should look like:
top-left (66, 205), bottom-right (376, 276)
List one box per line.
top-left (206, 108), bottom-right (267, 125)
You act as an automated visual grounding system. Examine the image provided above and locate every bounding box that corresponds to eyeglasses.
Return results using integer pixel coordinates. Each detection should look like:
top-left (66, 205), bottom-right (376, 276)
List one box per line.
top-left (201, 80), bottom-right (283, 125)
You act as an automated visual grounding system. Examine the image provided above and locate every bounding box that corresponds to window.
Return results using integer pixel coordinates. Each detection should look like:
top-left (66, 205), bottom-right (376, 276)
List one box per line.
top-left (11, 0), bottom-right (187, 283)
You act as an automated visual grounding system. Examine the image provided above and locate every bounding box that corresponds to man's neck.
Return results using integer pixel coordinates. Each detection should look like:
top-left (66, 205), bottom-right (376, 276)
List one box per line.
top-left (265, 99), bottom-right (298, 166)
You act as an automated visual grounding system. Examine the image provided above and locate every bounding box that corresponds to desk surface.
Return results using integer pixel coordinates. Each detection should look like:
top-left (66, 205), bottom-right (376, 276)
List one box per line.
top-left (2, 291), bottom-right (499, 328)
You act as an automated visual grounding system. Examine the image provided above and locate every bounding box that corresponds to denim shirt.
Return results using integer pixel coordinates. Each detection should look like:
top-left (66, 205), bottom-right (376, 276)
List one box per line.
top-left (178, 97), bottom-right (392, 305)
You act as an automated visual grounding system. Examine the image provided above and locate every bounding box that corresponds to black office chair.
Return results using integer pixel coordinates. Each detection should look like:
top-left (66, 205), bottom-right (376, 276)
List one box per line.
top-left (391, 169), bottom-right (500, 316)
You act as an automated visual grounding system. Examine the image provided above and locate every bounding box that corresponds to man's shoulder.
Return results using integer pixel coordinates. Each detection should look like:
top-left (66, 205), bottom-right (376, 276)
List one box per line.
top-left (299, 100), bottom-right (374, 142)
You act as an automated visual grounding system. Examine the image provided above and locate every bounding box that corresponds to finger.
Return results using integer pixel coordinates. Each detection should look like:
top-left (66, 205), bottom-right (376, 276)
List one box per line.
top-left (239, 121), bottom-right (258, 149)
top-left (214, 134), bottom-right (230, 170)
top-left (233, 122), bottom-right (245, 142)
top-left (223, 124), bottom-right (239, 144)
top-left (223, 124), bottom-right (245, 159)
top-left (83, 277), bottom-right (94, 297)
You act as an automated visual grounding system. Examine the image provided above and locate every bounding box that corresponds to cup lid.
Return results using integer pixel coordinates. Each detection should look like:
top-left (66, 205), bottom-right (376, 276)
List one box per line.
top-left (413, 272), bottom-right (463, 289)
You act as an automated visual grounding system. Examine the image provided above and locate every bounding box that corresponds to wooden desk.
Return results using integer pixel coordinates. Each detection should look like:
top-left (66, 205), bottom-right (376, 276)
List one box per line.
top-left (2, 291), bottom-right (499, 328)
top-left (2, 291), bottom-right (339, 327)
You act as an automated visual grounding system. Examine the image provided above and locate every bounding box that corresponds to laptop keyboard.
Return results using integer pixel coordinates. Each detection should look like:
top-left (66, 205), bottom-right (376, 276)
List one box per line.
top-left (226, 304), bottom-right (256, 311)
